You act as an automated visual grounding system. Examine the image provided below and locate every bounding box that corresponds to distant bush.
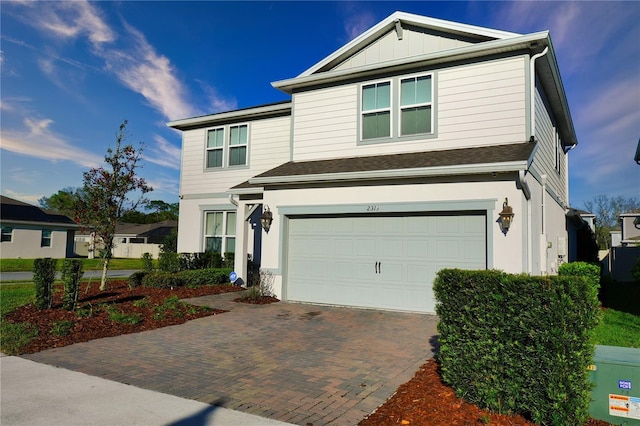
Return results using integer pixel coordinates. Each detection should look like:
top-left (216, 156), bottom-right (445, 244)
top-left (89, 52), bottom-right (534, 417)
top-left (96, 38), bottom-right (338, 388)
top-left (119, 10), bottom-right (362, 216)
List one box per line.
top-left (141, 253), bottom-right (154, 272)
top-left (142, 272), bottom-right (185, 289)
top-left (34, 258), bottom-right (57, 310)
top-left (128, 271), bottom-right (147, 289)
top-left (179, 269), bottom-right (231, 288)
top-left (158, 252), bottom-right (180, 273)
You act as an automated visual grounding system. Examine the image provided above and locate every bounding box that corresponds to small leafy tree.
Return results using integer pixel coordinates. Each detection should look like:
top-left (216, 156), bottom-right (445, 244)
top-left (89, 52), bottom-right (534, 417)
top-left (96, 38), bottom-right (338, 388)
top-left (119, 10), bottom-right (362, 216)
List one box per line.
top-left (75, 120), bottom-right (152, 290)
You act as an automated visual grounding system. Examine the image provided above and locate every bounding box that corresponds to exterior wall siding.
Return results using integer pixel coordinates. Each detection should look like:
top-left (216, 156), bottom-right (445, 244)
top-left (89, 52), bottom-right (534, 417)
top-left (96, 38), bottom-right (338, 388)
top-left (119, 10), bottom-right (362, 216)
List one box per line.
top-left (334, 27), bottom-right (475, 72)
top-left (292, 56), bottom-right (527, 162)
top-left (531, 86), bottom-right (568, 206)
top-left (0, 226), bottom-right (71, 259)
top-left (179, 115), bottom-right (291, 197)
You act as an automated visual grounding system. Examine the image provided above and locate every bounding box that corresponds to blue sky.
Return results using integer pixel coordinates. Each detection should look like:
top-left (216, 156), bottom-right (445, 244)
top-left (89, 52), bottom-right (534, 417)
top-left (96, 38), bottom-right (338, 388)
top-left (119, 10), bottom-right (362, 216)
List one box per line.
top-left (1, 1), bottom-right (639, 210)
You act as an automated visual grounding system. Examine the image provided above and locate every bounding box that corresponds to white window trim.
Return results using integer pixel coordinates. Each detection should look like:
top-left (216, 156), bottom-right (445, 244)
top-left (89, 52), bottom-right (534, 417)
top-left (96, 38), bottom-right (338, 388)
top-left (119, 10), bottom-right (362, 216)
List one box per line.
top-left (1, 226), bottom-right (13, 243)
top-left (205, 127), bottom-right (225, 169)
top-left (360, 79), bottom-right (393, 141)
top-left (204, 123), bottom-right (250, 170)
top-left (203, 210), bottom-right (237, 254)
top-left (399, 72), bottom-right (434, 137)
top-left (41, 229), bottom-right (52, 248)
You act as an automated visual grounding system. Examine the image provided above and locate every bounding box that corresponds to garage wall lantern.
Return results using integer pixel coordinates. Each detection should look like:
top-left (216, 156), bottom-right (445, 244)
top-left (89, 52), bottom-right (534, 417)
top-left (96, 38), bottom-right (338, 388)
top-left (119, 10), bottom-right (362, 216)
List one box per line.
top-left (260, 205), bottom-right (273, 233)
top-left (499, 198), bottom-right (514, 232)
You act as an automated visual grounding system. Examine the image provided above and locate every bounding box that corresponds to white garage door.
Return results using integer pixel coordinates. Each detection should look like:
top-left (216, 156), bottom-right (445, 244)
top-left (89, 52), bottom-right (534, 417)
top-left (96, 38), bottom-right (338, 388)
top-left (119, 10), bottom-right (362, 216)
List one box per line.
top-left (286, 214), bottom-right (486, 313)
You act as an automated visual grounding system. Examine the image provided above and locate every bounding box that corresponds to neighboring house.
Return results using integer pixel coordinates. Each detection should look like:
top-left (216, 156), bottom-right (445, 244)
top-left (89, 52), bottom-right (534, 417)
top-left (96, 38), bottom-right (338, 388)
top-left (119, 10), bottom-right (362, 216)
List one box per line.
top-left (618, 213), bottom-right (640, 246)
top-left (75, 220), bottom-right (177, 259)
top-left (0, 195), bottom-right (78, 259)
top-left (566, 209), bottom-right (598, 263)
top-left (168, 12), bottom-right (578, 313)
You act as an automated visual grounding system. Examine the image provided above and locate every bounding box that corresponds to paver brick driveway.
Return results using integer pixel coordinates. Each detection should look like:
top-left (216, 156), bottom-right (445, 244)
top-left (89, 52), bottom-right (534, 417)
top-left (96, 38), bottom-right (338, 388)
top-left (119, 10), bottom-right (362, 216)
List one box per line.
top-left (25, 292), bottom-right (439, 425)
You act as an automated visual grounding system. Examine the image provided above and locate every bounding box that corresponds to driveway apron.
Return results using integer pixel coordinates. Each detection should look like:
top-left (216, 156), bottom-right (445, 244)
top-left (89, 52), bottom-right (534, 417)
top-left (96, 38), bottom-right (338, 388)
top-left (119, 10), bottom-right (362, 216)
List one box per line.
top-left (24, 292), bottom-right (439, 425)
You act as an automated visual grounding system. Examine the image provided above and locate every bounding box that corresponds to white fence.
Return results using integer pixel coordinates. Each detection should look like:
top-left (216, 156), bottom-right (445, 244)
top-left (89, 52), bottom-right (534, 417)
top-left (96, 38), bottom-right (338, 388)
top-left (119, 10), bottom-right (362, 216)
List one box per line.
top-left (75, 240), bottom-right (160, 259)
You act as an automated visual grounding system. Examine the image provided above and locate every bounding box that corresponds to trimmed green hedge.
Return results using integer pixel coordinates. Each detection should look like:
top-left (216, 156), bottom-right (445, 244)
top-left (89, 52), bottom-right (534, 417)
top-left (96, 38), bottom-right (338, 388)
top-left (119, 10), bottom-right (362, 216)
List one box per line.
top-left (140, 268), bottom-right (233, 289)
top-left (434, 268), bottom-right (601, 425)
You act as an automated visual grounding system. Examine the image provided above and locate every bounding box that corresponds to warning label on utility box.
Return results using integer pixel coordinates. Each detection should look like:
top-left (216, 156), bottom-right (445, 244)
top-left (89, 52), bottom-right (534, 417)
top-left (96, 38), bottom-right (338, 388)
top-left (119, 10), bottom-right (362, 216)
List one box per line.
top-left (609, 394), bottom-right (640, 420)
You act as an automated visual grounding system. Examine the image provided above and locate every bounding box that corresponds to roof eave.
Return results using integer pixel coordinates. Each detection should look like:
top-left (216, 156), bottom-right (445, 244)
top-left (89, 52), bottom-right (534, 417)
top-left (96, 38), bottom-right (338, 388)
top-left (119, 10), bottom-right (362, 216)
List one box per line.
top-left (249, 160), bottom-right (529, 186)
top-left (167, 102), bottom-right (292, 130)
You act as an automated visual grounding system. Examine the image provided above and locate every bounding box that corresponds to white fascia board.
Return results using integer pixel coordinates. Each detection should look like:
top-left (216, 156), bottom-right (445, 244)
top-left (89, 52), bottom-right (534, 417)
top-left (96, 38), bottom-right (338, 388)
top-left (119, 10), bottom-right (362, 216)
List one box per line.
top-left (299, 11), bottom-right (521, 77)
top-left (249, 160), bottom-right (529, 185)
top-left (273, 32), bottom-right (549, 93)
top-left (2, 219), bottom-right (80, 229)
top-left (167, 102), bottom-right (291, 130)
top-left (226, 186), bottom-right (264, 195)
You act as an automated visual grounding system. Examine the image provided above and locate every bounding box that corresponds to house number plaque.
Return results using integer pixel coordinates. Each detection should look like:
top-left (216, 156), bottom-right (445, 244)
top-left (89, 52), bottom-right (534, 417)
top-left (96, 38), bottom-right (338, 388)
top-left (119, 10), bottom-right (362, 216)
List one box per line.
top-left (366, 205), bottom-right (380, 212)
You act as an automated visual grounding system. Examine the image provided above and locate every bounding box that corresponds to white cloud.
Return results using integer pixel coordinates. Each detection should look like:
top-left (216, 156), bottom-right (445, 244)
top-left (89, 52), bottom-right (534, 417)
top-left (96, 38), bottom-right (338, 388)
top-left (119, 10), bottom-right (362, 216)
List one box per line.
top-left (145, 135), bottom-right (181, 170)
top-left (343, 10), bottom-right (376, 41)
top-left (100, 22), bottom-right (196, 121)
top-left (7, 1), bottom-right (230, 122)
top-left (1, 117), bottom-right (102, 168)
top-left (0, 189), bottom-right (43, 206)
top-left (35, 0), bottom-right (115, 47)
top-left (145, 175), bottom-right (180, 199)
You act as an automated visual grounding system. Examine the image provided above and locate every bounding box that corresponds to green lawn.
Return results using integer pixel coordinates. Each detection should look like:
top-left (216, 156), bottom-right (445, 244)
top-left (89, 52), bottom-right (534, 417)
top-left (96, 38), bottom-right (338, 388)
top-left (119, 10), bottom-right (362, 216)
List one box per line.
top-left (1, 258), bottom-right (145, 272)
top-left (593, 308), bottom-right (640, 348)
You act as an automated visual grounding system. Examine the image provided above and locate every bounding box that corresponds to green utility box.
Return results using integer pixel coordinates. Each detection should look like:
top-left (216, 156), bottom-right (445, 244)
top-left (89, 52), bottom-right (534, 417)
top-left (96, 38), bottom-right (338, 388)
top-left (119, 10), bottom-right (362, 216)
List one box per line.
top-left (589, 345), bottom-right (640, 425)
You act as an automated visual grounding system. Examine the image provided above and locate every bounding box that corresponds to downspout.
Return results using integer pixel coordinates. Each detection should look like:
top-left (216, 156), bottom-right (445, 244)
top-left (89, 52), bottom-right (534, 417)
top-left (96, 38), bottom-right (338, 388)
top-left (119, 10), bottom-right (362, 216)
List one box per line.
top-left (530, 47), bottom-right (548, 275)
top-left (518, 170), bottom-right (532, 273)
top-left (540, 174), bottom-right (548, 275)
top-left (228, 194), bottom-right (238, 207)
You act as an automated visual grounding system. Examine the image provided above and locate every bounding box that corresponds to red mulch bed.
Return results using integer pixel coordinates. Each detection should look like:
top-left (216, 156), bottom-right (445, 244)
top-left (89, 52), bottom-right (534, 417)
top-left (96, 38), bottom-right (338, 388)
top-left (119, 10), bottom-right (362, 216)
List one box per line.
top-left (4, 280), bottom-right (244, 354)
top-left (234, 295), bottom-right (280, 304)
top-left (360, 358), bottom-right (611, 426)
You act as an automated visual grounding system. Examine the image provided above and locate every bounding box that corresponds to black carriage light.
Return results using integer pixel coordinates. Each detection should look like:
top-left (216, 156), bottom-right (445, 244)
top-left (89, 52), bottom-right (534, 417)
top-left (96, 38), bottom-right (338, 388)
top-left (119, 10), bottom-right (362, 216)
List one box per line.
top-left (260, 205), bottom-right (273, 233)
top-left (499, 198), bottom-right (515, 231)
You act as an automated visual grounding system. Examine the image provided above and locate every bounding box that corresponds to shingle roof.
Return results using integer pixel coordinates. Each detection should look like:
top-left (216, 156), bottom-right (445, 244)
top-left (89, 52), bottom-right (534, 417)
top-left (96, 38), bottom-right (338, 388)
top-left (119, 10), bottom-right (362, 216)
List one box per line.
top-left (0, 195), bottom-right (78, 226)
top-left (252, 142), bottom-right (536, 181)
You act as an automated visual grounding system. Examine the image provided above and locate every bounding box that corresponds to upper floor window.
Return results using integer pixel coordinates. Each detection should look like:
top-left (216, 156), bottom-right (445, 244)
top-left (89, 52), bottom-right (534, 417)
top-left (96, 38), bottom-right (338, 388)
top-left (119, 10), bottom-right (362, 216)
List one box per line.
top-left (206, 124), bottom-right (248, 169)
top-left (1, 226), bottom-right (12, 242)
top-left (204, 211), bottom-right (236, 254)
top-left (41, 229), bottom-right (52, 247)
top-left (206, 128), bottom-right (224, 168)
top-left (400, 75), bottom-right (432, 135)
top-left (361, 81), bottom-right (391, 140)
top-left (360, 73), bottom-right (434, 142)
top-left (229, 125), bottom-right (248, 166)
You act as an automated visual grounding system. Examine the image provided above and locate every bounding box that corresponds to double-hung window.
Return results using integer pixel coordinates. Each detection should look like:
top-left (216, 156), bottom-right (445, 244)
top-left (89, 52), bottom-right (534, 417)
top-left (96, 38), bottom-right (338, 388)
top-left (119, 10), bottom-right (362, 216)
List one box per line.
top-left (362, 81), bottom-right (391, 140)
top-left (229, 125), bottom-right (248, 166)
top-left (206, 124), bottom-right (248, 169)
top-left (1, 226), bottom-right (12, 242)
top-left (41, 229), bottom-right (52, 247)
top-left (204, 211), bottom-right (236, 254)
top-left (400, 75), bottom-right (433, 136)
top-left (206, 128), bottom-right (224, 168)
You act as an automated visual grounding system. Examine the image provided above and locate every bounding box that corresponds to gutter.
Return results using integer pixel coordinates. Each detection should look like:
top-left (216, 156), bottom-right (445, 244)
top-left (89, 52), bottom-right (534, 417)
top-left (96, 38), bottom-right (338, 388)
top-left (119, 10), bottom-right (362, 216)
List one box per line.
top-left (529, 47), bottom-right (549, 141)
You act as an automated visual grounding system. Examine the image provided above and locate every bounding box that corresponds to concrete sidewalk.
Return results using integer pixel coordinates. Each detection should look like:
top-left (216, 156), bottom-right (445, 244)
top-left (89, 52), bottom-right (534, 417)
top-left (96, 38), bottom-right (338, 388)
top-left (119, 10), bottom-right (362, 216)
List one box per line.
top-left (0, 355), bottom-right (292, 426)
top-left (0, 269), bottom-right (139, 283)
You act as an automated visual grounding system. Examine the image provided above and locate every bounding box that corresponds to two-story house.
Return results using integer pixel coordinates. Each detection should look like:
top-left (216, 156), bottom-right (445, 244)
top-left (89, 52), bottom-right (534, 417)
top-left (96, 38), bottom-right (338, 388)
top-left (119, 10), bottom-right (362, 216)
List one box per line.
top-left (168, 12), bottom-right (577, 313)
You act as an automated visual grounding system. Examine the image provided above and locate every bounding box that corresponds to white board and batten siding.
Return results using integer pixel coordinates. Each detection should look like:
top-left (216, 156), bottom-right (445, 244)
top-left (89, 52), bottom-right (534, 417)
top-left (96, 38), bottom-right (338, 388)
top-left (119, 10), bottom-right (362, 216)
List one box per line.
top-left (291, 56), bottom-right (527, 162)
top-left (333, 27), bottom-right (476, 72)
top-left (286, 214), bottom-right (486, 314)
top-left (179, 115), bottom-right (291, 197)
